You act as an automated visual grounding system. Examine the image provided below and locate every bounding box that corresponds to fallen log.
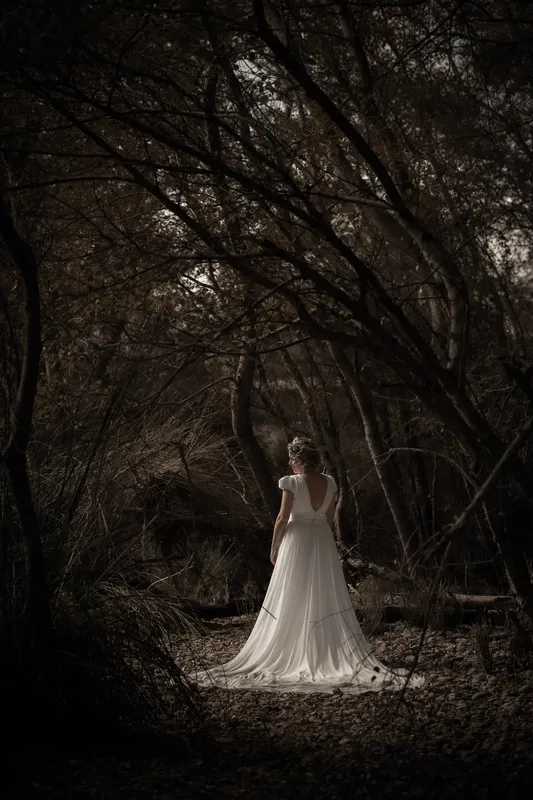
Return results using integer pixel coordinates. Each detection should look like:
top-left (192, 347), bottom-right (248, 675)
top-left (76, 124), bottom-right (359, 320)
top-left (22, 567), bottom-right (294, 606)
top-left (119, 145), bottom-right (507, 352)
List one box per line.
top-left (180, 597), bottom-right (262, 620)
top-left (356, 601), bottom-right (512, 628)
top-left (451, 593), bottom-right (513, 608)
top-left (180, 594), bottom-right (515, 627)
top-left (342, 556), bottom-right (408, 586)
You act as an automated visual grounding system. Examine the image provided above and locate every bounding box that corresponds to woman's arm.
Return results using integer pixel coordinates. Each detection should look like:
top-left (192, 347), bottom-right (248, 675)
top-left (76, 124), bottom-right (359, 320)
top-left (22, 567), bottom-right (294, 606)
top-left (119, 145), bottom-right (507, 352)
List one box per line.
top-left (270, 489), bottom-right (294, 565)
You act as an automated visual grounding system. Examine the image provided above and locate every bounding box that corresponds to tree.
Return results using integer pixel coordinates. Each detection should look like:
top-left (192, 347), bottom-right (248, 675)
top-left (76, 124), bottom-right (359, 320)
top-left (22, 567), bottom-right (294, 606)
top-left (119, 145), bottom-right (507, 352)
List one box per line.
top-left (3, 0), bottom-right (533, 612)
top-left (0, 195), bottom-right (52, 638)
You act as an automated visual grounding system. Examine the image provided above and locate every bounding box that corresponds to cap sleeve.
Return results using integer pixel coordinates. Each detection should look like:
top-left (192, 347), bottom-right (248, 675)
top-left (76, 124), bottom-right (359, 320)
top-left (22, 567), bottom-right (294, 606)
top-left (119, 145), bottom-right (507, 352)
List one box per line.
top-left (328, 474), bottom-right (338, 493)
top-left (278, 475), bottom-right (294, 493)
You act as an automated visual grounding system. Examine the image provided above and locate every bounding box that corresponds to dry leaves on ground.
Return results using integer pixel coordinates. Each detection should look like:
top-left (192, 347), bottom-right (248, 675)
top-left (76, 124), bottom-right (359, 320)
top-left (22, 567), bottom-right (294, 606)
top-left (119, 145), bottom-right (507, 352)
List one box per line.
top-left (8, 616), bottom-right (533, 799)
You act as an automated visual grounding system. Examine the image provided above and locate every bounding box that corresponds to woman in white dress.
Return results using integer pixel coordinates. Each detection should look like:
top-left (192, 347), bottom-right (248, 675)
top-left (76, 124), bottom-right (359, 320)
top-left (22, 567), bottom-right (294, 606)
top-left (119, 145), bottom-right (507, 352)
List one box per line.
top-left (188, 437), bottom-right (424, 694)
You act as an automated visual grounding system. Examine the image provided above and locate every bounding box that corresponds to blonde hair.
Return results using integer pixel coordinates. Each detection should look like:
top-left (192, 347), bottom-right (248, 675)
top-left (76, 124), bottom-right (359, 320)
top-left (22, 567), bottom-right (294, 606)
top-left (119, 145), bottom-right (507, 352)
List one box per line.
top-left (287, 436), bottom-right (321, 470)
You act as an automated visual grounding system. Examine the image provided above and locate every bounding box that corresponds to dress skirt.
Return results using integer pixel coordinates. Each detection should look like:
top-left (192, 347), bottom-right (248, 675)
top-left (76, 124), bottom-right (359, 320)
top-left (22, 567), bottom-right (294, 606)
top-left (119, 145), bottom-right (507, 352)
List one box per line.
top-left (188, 517), bottom-right (424, 694)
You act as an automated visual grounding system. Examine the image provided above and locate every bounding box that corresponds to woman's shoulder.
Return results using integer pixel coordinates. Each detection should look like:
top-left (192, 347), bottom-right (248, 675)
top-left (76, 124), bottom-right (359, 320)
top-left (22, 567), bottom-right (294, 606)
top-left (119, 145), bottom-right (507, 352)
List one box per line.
top-left (278, 474), bottom-right (297, 492)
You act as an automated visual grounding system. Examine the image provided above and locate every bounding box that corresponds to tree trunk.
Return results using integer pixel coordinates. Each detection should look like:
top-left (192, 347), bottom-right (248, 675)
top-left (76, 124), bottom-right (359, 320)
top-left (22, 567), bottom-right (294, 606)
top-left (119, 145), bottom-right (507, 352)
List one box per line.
top-left (231, 345), bottom-right (280, 522)
top-left (331, 344), bottom-right (419, 575)
top-left (281, 350), bottom-right (333, 468)
top-left (393, 398), bottom-right (433, 545)
top-left (483, 495), bottom-right (533, 619)
top-left (257, 360), bottom-right (292, 438)
top-left (0, 197), bottom-right (53, 641)
top-left (281, 348), bottom-right (358, 546)
top-left (317, 353), bottom-right (362, 548)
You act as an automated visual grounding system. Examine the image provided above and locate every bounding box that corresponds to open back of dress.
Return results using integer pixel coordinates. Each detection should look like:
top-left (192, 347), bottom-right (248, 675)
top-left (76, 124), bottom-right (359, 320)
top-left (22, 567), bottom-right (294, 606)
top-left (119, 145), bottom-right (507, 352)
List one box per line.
top-left (188, 473), bottom-right (424, 694)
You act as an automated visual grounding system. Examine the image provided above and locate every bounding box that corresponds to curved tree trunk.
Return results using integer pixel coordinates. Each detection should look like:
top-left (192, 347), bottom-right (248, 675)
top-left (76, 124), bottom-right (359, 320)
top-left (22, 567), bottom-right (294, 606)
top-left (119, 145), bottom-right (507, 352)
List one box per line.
top-left (0, 196), bottom-right (52, 641)
top-left (392, 396), bottom-right (433, 546)
top-left (312, 346), bottom-right (362, 549)
top-left (331, 344), bottom-right (419, 575)
top-left (204, 64), bottom-right (280, 524)
top-left (281, 348), bottom-right (358, 546)
top-left (281, 349), bottom-right (333, 468)
top-left (231, 345), bottom-right (280, 522)
top-left (257, 359), bottom-right (292, 439)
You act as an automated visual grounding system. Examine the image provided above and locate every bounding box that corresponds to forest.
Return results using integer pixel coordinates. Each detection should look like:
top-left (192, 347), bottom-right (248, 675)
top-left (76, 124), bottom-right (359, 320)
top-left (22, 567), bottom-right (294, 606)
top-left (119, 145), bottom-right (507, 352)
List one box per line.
top-left (2, 1), bottom-right (533, 796)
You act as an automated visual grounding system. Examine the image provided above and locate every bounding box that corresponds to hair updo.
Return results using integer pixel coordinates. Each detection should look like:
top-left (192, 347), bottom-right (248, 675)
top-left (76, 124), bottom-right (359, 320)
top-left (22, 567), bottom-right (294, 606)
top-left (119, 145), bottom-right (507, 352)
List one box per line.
top-left (287, 436), bottom-right (321, 471)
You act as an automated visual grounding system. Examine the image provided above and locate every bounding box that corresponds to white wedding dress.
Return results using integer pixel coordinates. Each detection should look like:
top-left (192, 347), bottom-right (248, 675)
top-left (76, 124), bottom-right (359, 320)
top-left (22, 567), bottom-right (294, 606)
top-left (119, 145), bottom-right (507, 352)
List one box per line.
top-left (188, 474), bottom-right (424, 694)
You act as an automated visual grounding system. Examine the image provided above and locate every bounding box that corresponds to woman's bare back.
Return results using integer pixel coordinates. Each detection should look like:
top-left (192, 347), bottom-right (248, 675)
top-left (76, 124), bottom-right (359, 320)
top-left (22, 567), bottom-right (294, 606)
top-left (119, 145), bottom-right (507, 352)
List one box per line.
top-left (302, 472), bottom-right (328, 511)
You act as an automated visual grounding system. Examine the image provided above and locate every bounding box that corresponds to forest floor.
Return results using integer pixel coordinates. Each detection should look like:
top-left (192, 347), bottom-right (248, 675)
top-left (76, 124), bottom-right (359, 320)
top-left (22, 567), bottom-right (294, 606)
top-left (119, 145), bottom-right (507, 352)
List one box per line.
top-left (7, 613), bottom-right (533, 799)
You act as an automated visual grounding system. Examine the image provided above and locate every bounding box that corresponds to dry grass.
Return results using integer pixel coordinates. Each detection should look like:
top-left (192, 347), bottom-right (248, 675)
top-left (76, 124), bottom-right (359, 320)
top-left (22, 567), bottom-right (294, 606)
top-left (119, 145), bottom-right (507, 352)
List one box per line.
top-left (0, 577), bottom-right (204, 747)
top-left (0, 393), bottom-right (260, 746)
top-left (505, 611), bottom-right (533, 672)
top-left (402, 576), bottom-right (455, 629)
top-left (355, 576), bottom-right (391, 633)
top-left (473, 618), bottom-right (494, 672)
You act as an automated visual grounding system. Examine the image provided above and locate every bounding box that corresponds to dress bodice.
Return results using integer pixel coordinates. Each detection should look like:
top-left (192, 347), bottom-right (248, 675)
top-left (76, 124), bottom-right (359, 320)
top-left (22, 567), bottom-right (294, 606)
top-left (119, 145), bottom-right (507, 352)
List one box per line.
top-left (278, 473), bottom-right (337, 525)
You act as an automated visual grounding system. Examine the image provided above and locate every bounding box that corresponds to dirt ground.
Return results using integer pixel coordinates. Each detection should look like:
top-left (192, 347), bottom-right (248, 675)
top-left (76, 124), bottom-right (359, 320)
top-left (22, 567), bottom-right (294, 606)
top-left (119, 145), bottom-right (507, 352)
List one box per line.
top-left (7, 616), bottom-right (533, 799)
